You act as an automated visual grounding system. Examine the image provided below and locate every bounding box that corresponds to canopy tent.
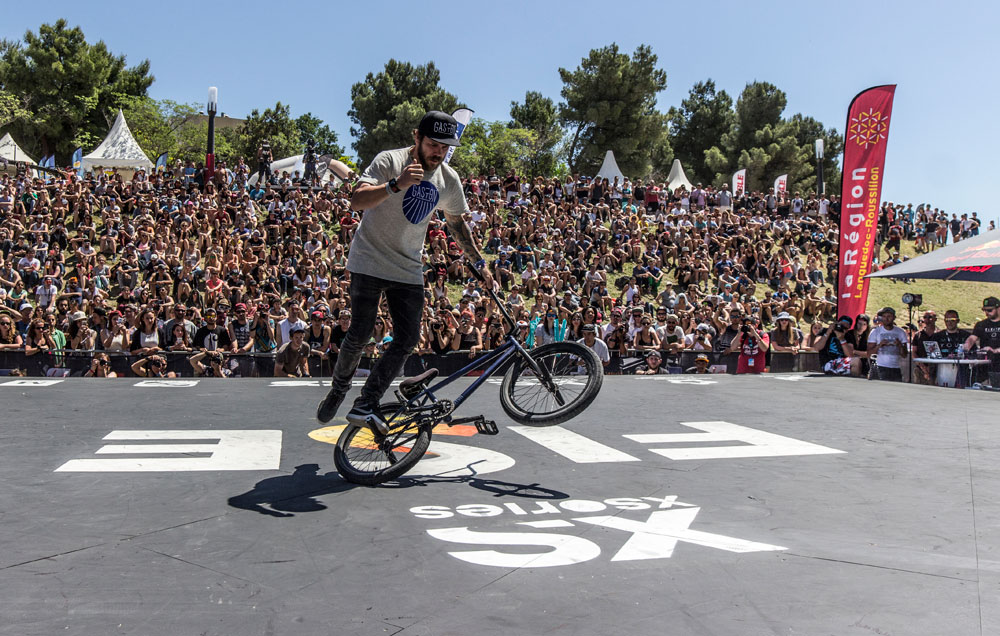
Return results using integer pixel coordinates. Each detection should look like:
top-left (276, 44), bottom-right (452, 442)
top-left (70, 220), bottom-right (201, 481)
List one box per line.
top-left (595, 150), bottom-right (624, 183)
top-left (0, 132), bottom-right (36, 165)
top-left (665, 159), bottom-right (693, 192)
top-left (867, 229), bottom-right (1000, 283)
top-left (82, 110), bottom-right (154, 172)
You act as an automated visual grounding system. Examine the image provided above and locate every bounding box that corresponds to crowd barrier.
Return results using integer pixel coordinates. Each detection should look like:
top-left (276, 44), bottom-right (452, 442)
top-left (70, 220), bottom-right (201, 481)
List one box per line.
top-left (0, 348), bottom-right (823, 379)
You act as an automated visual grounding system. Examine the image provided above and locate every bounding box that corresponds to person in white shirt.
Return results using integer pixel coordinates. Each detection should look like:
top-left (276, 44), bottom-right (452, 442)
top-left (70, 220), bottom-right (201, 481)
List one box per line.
top-left (867, 306), bottom-right (908, 381)
top-left (578, 324), bottom-right (609, 370)
top-left (278, 303), bottom-right (308, 347)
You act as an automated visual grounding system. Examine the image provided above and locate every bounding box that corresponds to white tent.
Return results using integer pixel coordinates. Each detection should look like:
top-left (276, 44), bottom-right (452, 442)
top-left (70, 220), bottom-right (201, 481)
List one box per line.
top-left (82, 110), bottom-right (154, 172)
top-left (0, 132), bottom-right (35, 165)
top-left (665, 159), bottom-right (693, 192)
top-left (595, 150), bottom-right (624, 183)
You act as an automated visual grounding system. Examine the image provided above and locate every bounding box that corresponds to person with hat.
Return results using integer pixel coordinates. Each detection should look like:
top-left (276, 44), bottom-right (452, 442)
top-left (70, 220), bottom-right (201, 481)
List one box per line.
top-left (685, 353), bottom-right (712, 374)
top-left (577, 323), bottom-right (610, 370)
top-left (636, 349), bottom-right (668, 375)
top-left (769, 312), bottom-right (804, 354)
top-left (964, 297), bottom-right (1000, 382)
top-left (685, 323), bottom-right (714, 351)
top-left (317, 111), bottom-right (494, 433)
top-left (867, 306), bottom-right (908, 381)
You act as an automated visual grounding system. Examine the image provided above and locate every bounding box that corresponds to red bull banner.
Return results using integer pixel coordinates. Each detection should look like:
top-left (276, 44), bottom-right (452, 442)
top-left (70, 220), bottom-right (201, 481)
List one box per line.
top-left (837, 85), bottom-right (896, 322)
top-left (732, 169), bottom-right (746, 197)
top-left (774, 174), bottom-right (787, 196)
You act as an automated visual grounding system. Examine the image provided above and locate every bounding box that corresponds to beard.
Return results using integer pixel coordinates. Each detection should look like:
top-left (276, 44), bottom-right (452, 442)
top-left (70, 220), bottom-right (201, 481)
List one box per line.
top-left (416, 141), bottom-right (444, 171)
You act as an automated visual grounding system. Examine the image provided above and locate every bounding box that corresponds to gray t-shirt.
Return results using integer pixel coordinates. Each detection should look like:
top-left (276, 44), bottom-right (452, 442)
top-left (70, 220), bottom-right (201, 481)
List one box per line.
top-left (349, 147), bottom-right (468, 285)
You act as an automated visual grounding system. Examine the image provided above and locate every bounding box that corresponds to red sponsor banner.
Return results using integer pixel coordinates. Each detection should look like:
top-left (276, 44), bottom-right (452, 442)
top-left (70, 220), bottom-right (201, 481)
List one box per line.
top-left (837, 85), bottom-right (896, 323)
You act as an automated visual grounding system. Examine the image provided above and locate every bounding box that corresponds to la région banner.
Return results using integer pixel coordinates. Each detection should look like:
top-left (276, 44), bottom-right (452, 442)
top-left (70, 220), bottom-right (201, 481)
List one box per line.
top-left (838, 85), bottom-right (896, 323)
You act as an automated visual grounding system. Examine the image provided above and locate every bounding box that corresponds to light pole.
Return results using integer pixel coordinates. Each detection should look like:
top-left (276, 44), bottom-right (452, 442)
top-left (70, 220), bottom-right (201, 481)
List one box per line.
top-left (814, 138), bottom-right (824, 197)
top-left (206, 86), bottom-right (218, 183)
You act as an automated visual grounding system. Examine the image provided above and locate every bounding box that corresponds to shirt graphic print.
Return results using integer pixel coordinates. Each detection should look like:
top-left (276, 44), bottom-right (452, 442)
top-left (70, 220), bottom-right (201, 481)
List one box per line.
top-left (402, 181), bottom-right (439, 224)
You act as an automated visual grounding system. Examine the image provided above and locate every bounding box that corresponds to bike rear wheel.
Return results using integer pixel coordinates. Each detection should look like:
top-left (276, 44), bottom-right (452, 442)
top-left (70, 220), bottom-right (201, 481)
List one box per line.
top-left (500, 341), bottom-right (603, 426)
top-left (334, 402), bottom-right (431, 486)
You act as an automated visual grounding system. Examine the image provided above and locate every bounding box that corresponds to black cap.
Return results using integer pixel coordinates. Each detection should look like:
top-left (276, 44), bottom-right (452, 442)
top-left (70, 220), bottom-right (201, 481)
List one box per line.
top-left (984, 297), bottom-right (1000, 309)
top-left (878, 306), bottom-right (896, 316)
top-left (418, 111), bottom-right (461, 146)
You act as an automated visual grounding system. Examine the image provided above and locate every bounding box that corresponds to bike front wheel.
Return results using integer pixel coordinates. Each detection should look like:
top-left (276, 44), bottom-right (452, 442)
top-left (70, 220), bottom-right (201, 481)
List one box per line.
top-left (500, 342), bottom-right (603, 426)
top-left (334, 402), bottom-right (431, 486)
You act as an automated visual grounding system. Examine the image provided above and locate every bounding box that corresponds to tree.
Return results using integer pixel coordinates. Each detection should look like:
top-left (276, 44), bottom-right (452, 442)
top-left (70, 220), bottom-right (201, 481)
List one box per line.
top-left (448, 118), bottom-right (537, 178)
top-left (509, 91), bottom-right (562, 176)
top-left (558, 43), bottom-right (667, 178)
top-left (116, 96), bottom-right (201, 162)
top-left (667, 80), bottom-right (733, 184)
top-left (0, 89), bottom-right (29, 128)
top-left (784, 113), bottom-right (843, 195)
top-left (348, 60), bottom-right (461, 168)
top-left (295, 112), bottom-right (343, 157)
top-left (236, 101), bottom-right (301, 163)
top-left (0, 20), bottom-right (153, 162)
top-left (174, 121), bottom-right (240, 165)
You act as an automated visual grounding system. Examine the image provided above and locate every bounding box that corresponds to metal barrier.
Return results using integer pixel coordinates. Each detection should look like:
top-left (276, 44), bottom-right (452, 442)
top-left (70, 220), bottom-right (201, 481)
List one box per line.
top-left (0, 348), bottom-right (824, 378)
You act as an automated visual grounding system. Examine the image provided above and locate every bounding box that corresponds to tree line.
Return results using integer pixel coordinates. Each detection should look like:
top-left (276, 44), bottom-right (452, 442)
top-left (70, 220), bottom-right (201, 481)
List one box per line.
top-left (1, 21), bottom-right (841, 194)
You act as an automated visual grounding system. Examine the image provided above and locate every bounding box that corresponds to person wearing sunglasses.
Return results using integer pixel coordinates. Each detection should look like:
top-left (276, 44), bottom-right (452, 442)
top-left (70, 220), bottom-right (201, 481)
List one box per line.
top-left (0, 315), bottom-right (23, 350)
top-left (964, 297), bottom-right (1000, 381)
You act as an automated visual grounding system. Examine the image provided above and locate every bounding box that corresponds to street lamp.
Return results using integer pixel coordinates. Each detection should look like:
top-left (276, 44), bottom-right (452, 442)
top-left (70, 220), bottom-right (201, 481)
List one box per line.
top-left (206, 86), bottom-right (218, 183)
top-left (814, 138), bottom-right (825, 197)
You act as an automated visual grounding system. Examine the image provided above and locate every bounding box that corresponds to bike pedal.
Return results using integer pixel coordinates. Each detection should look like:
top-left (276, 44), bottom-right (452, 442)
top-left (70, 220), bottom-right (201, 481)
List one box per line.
top-left (475, 419), bottom-right (499, 435)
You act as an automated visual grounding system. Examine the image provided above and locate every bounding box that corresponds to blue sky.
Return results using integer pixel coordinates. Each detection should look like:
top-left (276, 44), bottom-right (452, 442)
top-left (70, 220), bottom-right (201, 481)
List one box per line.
top-left (4, 0), bottom-right (997, 223)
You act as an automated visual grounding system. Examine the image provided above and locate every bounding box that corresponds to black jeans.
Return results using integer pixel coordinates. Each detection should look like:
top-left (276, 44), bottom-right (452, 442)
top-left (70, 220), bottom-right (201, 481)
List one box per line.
top-left (330, 272), bottom-right (424, 405)
top-left (877, 366), bottom-right (902, 382)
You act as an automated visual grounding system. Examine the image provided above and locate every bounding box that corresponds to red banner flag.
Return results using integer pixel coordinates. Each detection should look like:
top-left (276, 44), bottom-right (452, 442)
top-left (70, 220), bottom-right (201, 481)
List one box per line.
top-left (837, 85), bottom-right (896, 323)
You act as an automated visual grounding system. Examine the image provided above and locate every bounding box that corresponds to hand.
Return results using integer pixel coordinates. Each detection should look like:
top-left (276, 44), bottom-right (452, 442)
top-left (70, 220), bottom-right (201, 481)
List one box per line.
top-left (398, 158), bottom-right (424, 190)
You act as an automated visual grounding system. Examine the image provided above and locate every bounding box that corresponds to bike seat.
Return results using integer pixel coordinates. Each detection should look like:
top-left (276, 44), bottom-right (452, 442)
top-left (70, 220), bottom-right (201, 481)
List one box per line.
top-left (399, 368), bottom-right (439, 398)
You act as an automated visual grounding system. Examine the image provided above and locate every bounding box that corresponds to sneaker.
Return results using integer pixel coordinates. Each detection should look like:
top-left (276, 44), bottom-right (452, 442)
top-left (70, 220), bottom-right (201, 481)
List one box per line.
top-left (346, 401), bottom-right (389, 436)
top-left (316, 388), bottom-right (346, 424)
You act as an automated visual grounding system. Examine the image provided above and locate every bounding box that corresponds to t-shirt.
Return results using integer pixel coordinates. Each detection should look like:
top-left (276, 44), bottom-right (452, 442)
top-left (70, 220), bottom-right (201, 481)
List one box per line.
top-left (350, 147), bottom-right (469, 285)
top-left (932, 328), bottom-right (971, 357)
top-left (972, 318), bottom-right (1000, 350)
top-left (275, 341), bottom-right (311, 375)
top-left (868, 325), bottom-right (908, 369)
top-left (193, 324), bottom-right (231, 351)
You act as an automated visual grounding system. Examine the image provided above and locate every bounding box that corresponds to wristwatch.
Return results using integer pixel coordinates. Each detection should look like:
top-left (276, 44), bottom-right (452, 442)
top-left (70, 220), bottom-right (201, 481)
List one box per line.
top-left (387, 178), bottom-right (401, 194)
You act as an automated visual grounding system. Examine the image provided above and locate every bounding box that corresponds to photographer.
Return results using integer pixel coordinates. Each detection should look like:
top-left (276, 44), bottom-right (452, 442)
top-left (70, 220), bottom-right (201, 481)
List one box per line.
top-left (812, 315), bottom-right (855, 375)
top-left (190, 349), bottom-right (232, 378)
top-left (727, 314), bottom-right (770, 374)
top-left (255, 139), bottom-right (273, 185)
top-left (84, 352), bottom-right (117, 378)
top-left (303, 140), bottom-right (317, 184)
top-left (131, 354), bottom-right (176, 378)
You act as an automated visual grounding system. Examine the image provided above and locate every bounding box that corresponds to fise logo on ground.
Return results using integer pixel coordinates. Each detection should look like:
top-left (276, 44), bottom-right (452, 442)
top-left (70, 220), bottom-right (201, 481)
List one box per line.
top-left (410, 493), bottom-right (786, 568)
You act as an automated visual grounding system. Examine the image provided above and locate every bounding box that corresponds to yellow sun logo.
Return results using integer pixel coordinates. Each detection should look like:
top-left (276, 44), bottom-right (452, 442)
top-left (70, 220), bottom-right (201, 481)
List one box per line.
top-left (848, 108), bottom-right (890, 149)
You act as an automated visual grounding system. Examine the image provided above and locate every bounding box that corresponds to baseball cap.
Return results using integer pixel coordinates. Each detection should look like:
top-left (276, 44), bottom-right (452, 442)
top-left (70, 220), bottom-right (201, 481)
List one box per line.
top-left (290, 326), bottom-right (306, 335)
top-left (234, 303), bottom-right (247, 312)
top-left (695, 354), bottom-right (710, 363)
top-left (983, 297), bottom-right (1000, 309)
top-left (418, 111), bottom-right (461, 146)
top-left (581, 324), bottom-right (596, 333)
top-left (878, 306), bottom-right (896, 316)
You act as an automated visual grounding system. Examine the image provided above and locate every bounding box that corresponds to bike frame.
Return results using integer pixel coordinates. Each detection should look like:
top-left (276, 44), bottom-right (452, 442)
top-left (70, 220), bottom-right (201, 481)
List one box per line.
top-left (387, 275), bottom-right (552, 424)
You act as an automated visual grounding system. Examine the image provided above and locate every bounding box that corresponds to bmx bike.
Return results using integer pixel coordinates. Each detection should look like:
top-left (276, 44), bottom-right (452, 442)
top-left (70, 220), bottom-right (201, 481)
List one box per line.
top-left (333, 275), bottom-right (604, 486)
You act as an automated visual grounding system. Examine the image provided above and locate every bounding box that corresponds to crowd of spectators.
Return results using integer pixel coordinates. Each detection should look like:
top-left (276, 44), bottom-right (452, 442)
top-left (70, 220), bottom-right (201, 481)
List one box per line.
top-left (0, 155), bottom-right (992, 380)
